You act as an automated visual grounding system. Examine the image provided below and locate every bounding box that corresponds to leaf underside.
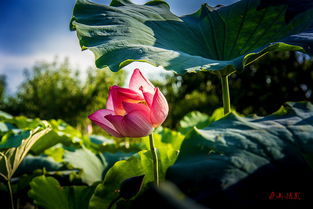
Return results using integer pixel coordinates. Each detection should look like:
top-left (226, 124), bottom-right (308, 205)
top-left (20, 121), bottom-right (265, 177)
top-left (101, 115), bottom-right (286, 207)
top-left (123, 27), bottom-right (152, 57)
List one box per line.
top-left (71, 0), bottom-right (313, 75)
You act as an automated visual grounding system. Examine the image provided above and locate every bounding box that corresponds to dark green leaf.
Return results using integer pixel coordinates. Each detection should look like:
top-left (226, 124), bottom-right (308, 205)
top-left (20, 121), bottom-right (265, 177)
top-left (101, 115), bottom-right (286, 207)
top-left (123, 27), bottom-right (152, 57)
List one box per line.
top-left (15, 155), bottom-right (63, 176)
top-left (120, 175), bottom-right (145, 199)
top-left (102, 152), bottom-right (134, 174)
top-left (89, 151), bottom-right (154, 209)
top-left (84, 135), bottom-right (118, 153)
top-left (127, 182), bottom-right (208, 209)
top-left (284, 24), bottom-right (313, 55)
top-left (167, 102), bottom-right (313, 209)
top-left (89, 137), bottom-right (180, 209)
top-left (28, 175), bottom-right (96, 209)
top-left (257, 0), bottom-right (313, 23)
top-left (71, 0), bottom-right (313, 75)
top-left (0, 130), bottom-right (31, 149)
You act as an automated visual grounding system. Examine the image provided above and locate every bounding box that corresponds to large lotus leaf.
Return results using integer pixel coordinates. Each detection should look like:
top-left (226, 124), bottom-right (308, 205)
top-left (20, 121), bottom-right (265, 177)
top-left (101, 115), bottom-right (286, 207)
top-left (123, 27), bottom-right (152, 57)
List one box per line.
top-left (258, 0), bottom-right (313, 55)
top-left (124, 182), bottom-right (207, 209)
top-left (0, 130), bottom-right (31, 149)
top-left (166, 102), bottom-right (313, 209)
top-left (101, 151), bottom-right (134, 174)
top-left (12, 116), bottom-right (43, 130)
top-left (64, 148), bottom-right (107, 185)
top-left (31, 119), bottom-right (83, 154)
top-left (0, 113), bottom-right (82, 154)
top-left (178, 108), bottom-right (225, 135)
top-left (14, 155), bottom-right (63, 176)
top-left (89, 137), bottom-right (180, 209)
top-left (71, 0), bottom-right (313, 75)
top-left (85, 135), bottom-right (117, 153)
top-left (28, 175), bottom-right (96, 209)
top-left (64, 148), bottom-right (134, 185)
top-left (141, 127), bottom-right (185, 152)
top-left (44, 144), bottom-right (65, 162)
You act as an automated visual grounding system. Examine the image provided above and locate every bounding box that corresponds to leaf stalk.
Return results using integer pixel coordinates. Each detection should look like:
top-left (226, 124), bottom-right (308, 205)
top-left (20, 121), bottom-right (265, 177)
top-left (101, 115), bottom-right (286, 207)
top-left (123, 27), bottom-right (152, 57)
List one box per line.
top-left (149, 134), bottom-right (159, 187)
top-left (221, 75), bottom-right (231, 115)
top-left (8, 179), bottom-right (15, 209)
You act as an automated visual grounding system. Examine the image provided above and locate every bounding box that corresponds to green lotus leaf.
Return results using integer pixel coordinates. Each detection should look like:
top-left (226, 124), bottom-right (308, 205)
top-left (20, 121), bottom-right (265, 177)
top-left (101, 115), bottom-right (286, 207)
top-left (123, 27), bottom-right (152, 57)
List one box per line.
top-left (28, 175), bottom-right (96, 209)
top-left (71, 0), bottom-right (313, 75)
top-left (178, 108), bottom-right (224, 134)
top-left (31, 119), bottom-right (83, 154)
top-left (64, 148), bottom-right (107, 185)
top-left (0, 130), bottom-right (31, 149)
top-left (89, 130), bottom-right (181, 209)
top-left (14, 155), bottom-right (63, 176)
top-left (166, 102), bottom-right (313, 209)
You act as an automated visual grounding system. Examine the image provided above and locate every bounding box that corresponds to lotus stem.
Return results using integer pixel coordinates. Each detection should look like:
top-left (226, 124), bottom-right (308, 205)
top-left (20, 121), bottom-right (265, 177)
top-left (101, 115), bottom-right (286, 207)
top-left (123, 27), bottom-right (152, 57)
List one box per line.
top-left (221, 75), bottom-right (231, 115)
top-left (149, 134), bottom-right (159, 187)
top-left (8, 179), bottom-right (15, 209)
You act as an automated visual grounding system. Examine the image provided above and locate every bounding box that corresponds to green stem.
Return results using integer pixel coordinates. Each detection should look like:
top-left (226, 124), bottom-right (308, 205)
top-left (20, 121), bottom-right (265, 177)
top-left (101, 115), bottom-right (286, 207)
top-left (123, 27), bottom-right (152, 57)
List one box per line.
top-left (220, 75), bottom-right (231, 115)
top-left (149, 134), bottom-right (159, 187)
top-left (8, 179), bottom-right (15, 209)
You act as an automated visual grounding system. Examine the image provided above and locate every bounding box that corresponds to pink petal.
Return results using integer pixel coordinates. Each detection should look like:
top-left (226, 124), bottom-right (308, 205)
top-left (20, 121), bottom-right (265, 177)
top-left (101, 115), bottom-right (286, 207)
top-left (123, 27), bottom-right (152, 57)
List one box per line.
top-left (150, 88), bottom-right (169, 127)
top-left (88, 109), bottom-right (122, 137)
top-left (122, 102), bottom-right (151, 116)
top-left (107, 86), bottom-right (144, 115)
top-left (106, 111), bottom-right (153, 138)
top-left (129, 69), bottom-right (155, 94)
top-left (105, 114), bottom-right (128, 137)
top-left (106, 87), bottom-right (114, 111)
top-left (142, 91), bottom-right (154, 107)
top-left (123, 111), bottom-right (154, 137)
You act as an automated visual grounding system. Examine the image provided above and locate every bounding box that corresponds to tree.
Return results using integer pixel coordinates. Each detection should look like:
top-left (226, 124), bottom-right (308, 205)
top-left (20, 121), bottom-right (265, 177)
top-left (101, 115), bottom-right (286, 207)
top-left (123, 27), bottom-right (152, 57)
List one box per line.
top-left (0, 75), bottom-right (6, 103)
top-left (2, 58), bottom-right (125, 128)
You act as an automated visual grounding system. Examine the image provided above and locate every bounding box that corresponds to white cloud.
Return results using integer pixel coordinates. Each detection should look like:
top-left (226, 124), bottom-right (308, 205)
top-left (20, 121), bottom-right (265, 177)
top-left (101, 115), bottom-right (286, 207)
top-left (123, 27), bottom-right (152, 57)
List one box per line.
top-left (0, 33), bottom-right (95, 94)
top-left (0, 33), bottom-right (172, 94)
top-left (0, 28), bottom-right (175, 95)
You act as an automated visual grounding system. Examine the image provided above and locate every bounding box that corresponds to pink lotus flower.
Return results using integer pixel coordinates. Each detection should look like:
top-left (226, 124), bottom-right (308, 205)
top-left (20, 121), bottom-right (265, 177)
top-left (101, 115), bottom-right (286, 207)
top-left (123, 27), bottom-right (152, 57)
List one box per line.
top-left (88, 69), bottom-right (169, 138)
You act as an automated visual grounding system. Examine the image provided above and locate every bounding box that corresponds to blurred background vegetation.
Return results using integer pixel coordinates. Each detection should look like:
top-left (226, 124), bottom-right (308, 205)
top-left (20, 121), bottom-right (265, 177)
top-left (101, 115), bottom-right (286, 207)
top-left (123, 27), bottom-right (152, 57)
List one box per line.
top-left (160, 51), bottom-right (313, 128)
top-left (0, 51), bottom-right (312, 131)
top-left (0, 58), bottom-right (125, 132)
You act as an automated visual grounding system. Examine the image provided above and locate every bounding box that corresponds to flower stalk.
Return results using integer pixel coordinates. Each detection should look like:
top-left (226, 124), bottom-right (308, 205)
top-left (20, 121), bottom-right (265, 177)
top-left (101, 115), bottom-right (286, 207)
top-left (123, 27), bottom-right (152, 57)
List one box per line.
top-left (149, 134), bottom-right (159, 187)
top-left (8, 180), bottom-right (15, 209)
top-left (221, 75), bottom-right (231, 115)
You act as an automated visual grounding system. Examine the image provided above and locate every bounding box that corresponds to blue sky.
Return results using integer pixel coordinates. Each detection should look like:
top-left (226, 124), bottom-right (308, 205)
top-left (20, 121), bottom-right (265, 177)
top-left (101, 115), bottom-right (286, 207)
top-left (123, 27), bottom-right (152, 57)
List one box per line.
top-left (0, 0), bottom-right (238, 94)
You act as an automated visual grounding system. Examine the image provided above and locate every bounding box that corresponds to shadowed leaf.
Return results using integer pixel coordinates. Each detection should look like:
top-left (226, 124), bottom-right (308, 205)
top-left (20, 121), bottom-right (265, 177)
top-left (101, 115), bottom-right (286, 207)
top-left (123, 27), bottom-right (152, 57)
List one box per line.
top-left (167, 102), bottom-right (313, 209)
top-left (71, 0), bottom-right (313, 75)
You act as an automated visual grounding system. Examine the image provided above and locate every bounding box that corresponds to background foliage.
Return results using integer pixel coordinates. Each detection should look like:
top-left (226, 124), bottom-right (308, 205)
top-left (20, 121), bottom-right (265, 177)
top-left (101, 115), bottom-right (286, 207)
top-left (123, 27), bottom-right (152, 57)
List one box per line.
top-left (0, 59), bottom-right (125, 129)
top-left (158, 51), bottom-right (313, 128)
top-left (1, 0), bottom-right (313, 208)
top-left (0, 51), bottom-right (312, 130)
